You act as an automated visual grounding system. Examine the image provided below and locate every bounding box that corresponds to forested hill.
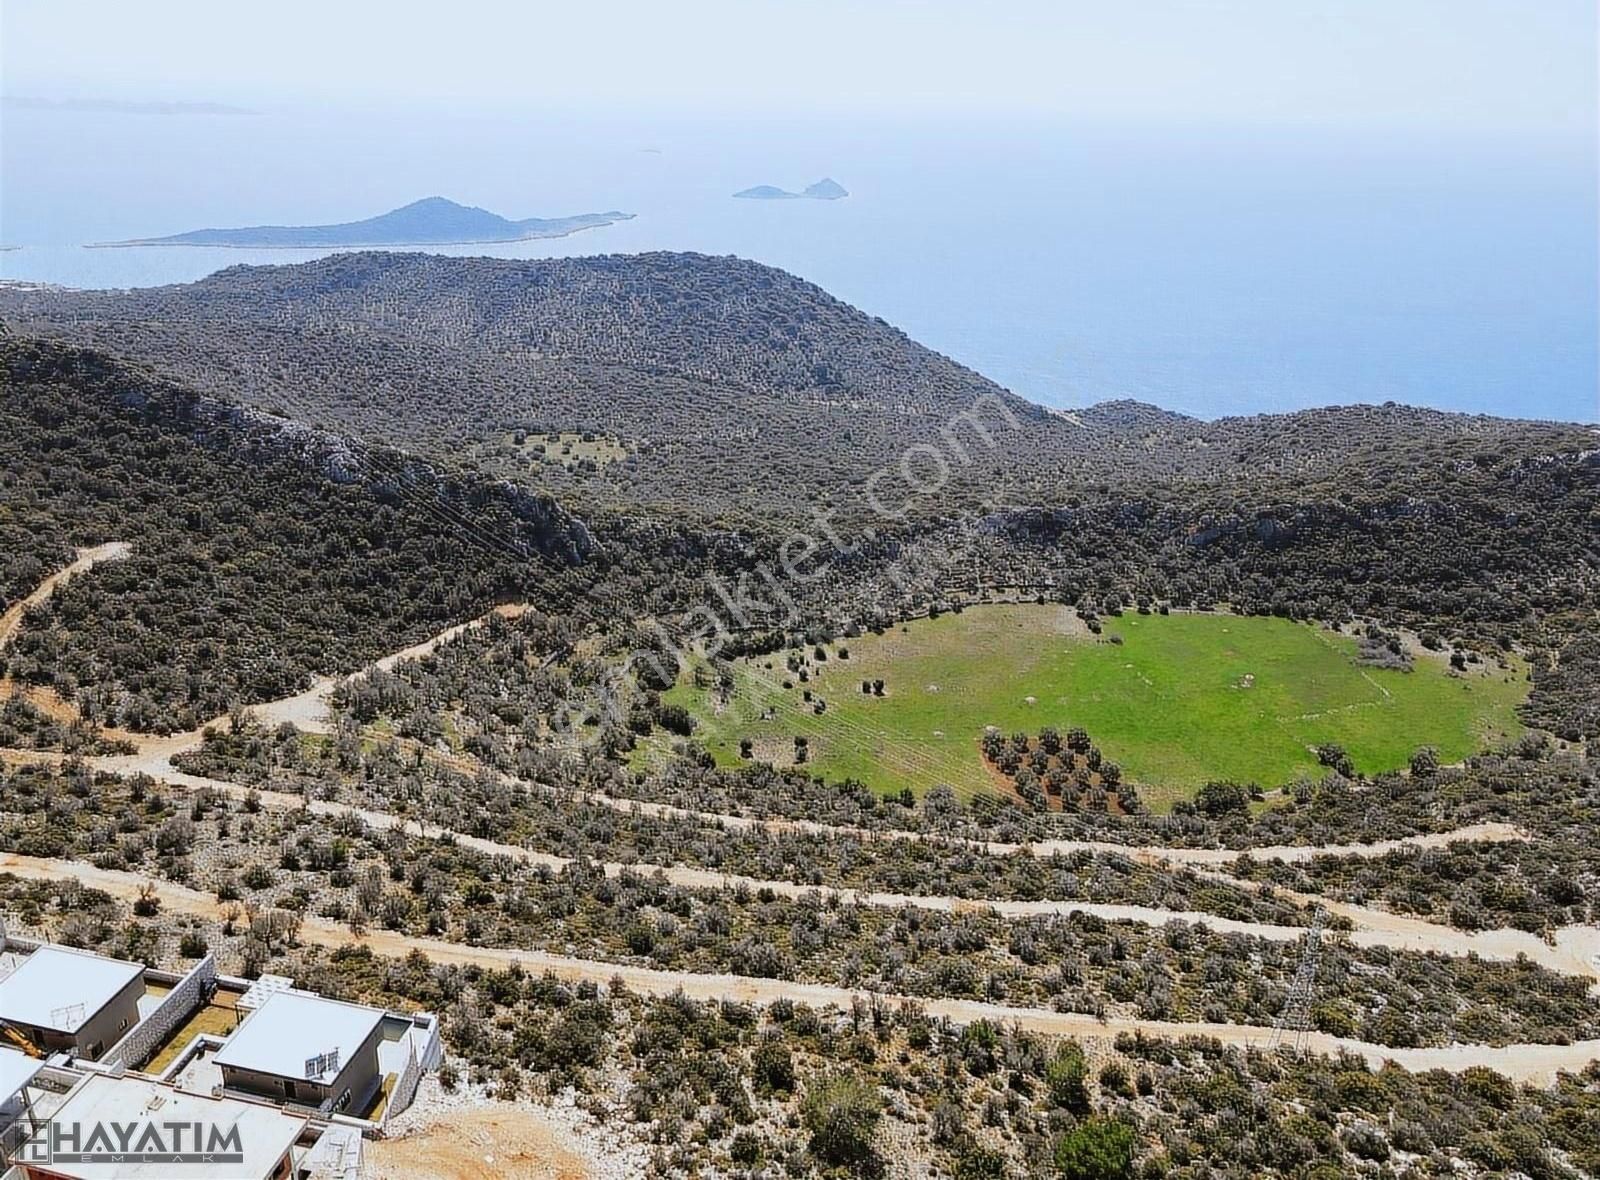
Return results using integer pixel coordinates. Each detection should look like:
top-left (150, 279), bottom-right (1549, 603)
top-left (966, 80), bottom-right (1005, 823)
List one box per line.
top-left (4, 251), bottom-right (1037, 420)
top-left (0, 334), bottom-right (595, 731)
top-left (1, 254), bottom-right (1592, 531)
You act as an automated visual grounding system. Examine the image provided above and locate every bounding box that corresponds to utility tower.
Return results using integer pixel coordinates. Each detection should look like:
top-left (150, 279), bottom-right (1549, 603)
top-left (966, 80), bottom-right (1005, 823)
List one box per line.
top-left (1270, 906), bottom-right (1328, 1052)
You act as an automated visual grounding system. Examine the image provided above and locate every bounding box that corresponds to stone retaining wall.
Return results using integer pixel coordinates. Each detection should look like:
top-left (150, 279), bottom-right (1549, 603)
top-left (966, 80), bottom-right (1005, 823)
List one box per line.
top-left (103, 955), bottom-right (217, 1070)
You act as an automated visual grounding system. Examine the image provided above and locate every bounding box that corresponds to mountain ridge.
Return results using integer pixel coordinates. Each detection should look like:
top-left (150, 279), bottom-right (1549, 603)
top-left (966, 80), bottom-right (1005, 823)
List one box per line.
top-left (1, 251), bottom-right (1591, 532)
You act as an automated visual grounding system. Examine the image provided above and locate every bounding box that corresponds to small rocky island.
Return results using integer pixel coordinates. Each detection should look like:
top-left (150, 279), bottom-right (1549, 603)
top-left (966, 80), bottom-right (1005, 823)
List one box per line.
top-left (96, 196), bottom-right (634, 248)
top-left (733, 178), bottom-right (848, 201)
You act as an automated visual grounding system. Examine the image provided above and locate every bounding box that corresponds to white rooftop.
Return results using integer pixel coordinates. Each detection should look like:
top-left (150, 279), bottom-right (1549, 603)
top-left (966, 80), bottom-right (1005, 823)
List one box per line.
top-left (0, 946), bottom-right (143, 1033)
top-left (214, 991), bottom-right (383, 1084)
top-left (303, 1121), bottom-right (365, 1180)
top-left (36, 1073), bottom-right (305, 1180)
top-left (234, 973), bottom-right (307, 1013)
top-left (0, 1045), bottom-right (43, 1100)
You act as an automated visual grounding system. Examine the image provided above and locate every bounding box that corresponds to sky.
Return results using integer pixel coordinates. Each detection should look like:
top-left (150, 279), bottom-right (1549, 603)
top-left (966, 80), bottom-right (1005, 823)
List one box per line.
top-left (2, 0), bottom-right (1595, 135)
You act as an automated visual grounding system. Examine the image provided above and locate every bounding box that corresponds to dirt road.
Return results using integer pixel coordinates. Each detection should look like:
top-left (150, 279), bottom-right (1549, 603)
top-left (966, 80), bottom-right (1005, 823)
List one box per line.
top-left (12, 739), bottom-right (1589, 980)
top-left (0, 558), bottom-right (1581, 984)
top-left (0, 543), bottom-right (131, 652)
top-left (1, 851), bottom-right (1592, 1086)
top-left (1, 553), bottom-right (1528, 884)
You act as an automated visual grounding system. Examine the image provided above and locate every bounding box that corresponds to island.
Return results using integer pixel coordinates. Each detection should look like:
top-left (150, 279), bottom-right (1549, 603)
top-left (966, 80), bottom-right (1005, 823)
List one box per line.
top-left (733, 178), bottom-right (848, 201)
top-left (93, 196), bottom-right (635, 248)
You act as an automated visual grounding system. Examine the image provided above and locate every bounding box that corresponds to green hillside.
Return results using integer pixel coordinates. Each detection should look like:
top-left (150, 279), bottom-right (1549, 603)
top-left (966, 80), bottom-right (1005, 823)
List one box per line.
top-left (665, 606), bottom-right (1528, 809)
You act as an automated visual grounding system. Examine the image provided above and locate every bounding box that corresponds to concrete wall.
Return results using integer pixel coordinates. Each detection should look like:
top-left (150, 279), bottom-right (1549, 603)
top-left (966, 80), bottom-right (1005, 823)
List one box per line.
top-left (327, 1025), bottom-right (383, 1116)
top-left (382, 1012), bottom-right (442, 1130)
top-left (383, 1041), bottom-right (422, 1133)
top-left (73, 976), bottom-right (144, 1061)
top-left (103, 955), bottom-right (217, 1070)
top-left (414, 1013), bottom-right (443, 1072)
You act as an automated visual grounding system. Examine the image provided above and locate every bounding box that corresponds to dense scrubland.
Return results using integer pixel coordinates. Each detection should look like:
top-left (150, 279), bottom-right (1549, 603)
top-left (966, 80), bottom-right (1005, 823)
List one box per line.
top-left (6, 867), bottom-right (1598, 1179)
top-left (0, 336), bottom-right (593, 730)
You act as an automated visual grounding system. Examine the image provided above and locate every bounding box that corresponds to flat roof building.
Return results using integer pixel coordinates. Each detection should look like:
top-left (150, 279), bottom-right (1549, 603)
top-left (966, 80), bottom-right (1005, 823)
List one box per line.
top-left (0, 947), bottom-right (144, 1061)
top-left (0, 1045), bottom-right (46, 1155)
top-left (0, 1048), bottom-right (44, 1105)
top-left (14, 1072), bottom-right (306, 1180)
top-left (214, 992), bottom-right (384, 1117)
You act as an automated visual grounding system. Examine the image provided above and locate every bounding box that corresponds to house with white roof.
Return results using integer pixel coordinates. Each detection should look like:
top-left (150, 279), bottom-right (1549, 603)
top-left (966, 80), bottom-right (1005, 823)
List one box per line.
top-left (11, 1072), bottom-right (306, 1180)
top-left (213, 992), bottom-right (384, 1116)
top-left (0, 1046), bottom-right (46, 1160)
top-left (0, 948), bottom-right (144, 1061)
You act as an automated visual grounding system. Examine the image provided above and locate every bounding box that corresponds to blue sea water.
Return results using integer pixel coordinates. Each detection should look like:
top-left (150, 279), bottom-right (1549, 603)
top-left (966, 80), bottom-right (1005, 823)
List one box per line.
top-left (1, 105), bottom-right (1595, 422)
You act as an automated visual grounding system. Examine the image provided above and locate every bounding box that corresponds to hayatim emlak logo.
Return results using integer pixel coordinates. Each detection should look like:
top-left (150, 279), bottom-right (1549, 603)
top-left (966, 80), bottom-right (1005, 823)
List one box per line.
top-left (15, 1117), bottom-right (244, 1167)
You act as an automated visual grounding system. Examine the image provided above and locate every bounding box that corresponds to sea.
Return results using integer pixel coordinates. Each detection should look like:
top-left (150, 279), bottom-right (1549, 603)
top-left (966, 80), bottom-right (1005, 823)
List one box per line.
top-left (2, 104), bottom-right (1595, 422)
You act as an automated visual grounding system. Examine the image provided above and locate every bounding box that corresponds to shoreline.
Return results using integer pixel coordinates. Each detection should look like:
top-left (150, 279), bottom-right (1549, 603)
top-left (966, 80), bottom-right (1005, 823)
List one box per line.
top-left (86, 214), bottom-right (634, 250)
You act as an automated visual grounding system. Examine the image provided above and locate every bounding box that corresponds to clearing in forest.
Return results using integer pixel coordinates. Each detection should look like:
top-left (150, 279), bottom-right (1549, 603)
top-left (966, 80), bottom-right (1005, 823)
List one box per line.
top-left (663, 605), bottom-right (1528, 810)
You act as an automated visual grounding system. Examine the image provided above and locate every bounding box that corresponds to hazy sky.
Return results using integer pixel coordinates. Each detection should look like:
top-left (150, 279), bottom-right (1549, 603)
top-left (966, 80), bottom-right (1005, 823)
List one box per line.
top-left (3, 0), bottom-right (1594, 134)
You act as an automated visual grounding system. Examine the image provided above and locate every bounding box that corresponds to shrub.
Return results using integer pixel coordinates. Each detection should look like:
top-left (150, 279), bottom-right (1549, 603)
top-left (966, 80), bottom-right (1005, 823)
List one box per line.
top-left (1045, 1042), bottom-right (1091, 1114)
top-left (1194, 780), bottom-right (1251, 817)
top-left (653, 703), bottom-right (695, 737)
top-left (241, 864), bottom-right (274, 890)
top-left (1460, 1066), bottom-right (1517, 1112)
top-left (730, 1130), bottom-right (762, 1165)
top-left (953, 1143), bottom-right (1007, 1180)
top-left (1409, 745), bottom-right (1440, 776)
top-left (752, 1038), bottom-right (795, 1095)
top-left (1099, 1060), bottom-right (1133, 1097)
top-left (178, 932), bottom-right (208, 958)
top-left (1316, 743), bottom-right (1355, 778)
top-left (801, 1071), bottom-right (881, 1168)
top-left (1053, 1118), bottom-right (1135, 1180)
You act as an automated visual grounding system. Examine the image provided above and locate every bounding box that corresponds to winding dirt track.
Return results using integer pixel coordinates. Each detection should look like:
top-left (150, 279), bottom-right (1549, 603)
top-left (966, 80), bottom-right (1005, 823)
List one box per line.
top-left (0, 543), bottom-right (131, 650)
top-left (0, 851), bottom-right (1593, 1086)
top-left (415, 743), bottom-right (1531, 865)
top-left (8, 742), bottom-right (1590, 979)
top-left (3, 551), bottom-right (1598, 1082)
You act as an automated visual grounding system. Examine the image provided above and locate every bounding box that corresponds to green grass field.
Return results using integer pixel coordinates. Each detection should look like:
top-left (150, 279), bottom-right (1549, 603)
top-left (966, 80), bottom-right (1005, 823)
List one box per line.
top-left (662, 605), bottom-right (1528, 810)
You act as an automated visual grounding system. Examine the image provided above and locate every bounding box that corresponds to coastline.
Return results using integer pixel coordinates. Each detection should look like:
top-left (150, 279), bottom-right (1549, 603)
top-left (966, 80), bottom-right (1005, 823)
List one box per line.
top-left (86, 213), bottom-right (634, 250)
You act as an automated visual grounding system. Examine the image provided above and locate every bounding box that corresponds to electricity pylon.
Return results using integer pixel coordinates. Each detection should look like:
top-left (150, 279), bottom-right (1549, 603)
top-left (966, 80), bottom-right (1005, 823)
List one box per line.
top-left (1270, 906), bottom-right (1328, 1052)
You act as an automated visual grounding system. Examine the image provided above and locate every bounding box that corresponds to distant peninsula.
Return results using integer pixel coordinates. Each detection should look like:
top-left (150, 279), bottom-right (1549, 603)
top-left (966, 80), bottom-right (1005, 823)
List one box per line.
top-left (733, 178), bottom-right (848, 201)
top-left (94, 197), bottom-right (635, 248)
